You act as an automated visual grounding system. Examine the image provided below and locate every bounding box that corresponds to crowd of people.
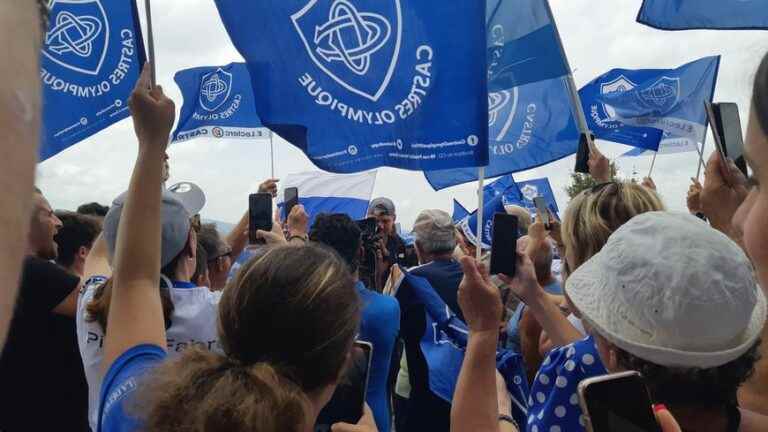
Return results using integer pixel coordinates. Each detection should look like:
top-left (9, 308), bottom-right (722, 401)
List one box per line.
top-left (1, 3), bottom-right (768, 432)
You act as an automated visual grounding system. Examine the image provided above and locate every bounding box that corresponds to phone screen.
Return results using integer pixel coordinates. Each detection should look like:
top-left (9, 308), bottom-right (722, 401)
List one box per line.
top-left (579, 372), bottom-right (661, 432)
top-left (490, 213), bottom-right (519, 276)
top-left (315, 341), bottom-right (373, 431)
top-left (284, 187), bottom-right (299, 221)
top-left (575, 133), bottom-right (593, 174)
top-left (705, 102), bottom-right (732, 182)
top-left (717, 103), bottom-right (748, 177)
top-left (249, 193), bottom-right (273, 243)
top-left (533, 197), bottom-right (550, 228)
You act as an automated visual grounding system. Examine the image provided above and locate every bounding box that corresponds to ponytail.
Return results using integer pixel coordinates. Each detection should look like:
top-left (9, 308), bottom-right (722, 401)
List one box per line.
top-left (136, 348), bottom-right (311, 432)
top-left (86, 277), bottom-right (175, 331)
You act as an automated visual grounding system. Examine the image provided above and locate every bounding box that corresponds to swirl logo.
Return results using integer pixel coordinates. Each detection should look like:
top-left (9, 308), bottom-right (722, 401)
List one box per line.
top-left (199, 68), bottom-right (233, 112)
top-left (42, 0), bottom-right (109, 75)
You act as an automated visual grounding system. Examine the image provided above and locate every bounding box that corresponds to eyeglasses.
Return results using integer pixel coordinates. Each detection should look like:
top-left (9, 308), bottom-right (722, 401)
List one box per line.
top-left (207, 245), bottom-right (232, 263)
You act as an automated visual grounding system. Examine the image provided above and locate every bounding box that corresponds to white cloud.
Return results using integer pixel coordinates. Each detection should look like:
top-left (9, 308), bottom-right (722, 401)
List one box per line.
top-left (38, 0), bottom-right (768, 228)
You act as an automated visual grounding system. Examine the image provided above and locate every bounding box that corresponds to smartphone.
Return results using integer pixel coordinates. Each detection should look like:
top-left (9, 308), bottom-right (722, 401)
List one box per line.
top-left (284, 187), bottom-right (299, 221)
top-left (533, 197), bottom-right (550, 229)
top-left (248, 193), bottom-right (273, 244)
top-left (717, 103), bottom-right (748, 177)
top-left (575, 133), bottom-right (594, 174)
top-left (490, 213), bottom-right (519, 276)
top-left (578, 371), bottom-right (661, 432)
top-left (315, 341), bottom-right (373, 431)
top-left (705, 102), bottom-right (733, 183)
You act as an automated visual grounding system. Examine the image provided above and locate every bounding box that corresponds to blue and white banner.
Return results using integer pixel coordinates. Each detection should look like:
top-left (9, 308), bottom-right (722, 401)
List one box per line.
top-left (171, 63), bottom-right (270, 143)
top-left (40, 0), bottom-right (145, 161)
top-left (215, 0), bottom-right (488, 173)
top-left (425, 77), bottom-right (579, 190)
top-left (581, 56), bottom-right (720, 152)
top-left (484, 175), bottom-right (523, 204)
top-left (637, 0), bottom-right (768, 30)
top-left (509, 177), bottom-right (560, 217)
top-left (277, 170), bottom-right (377, 226)
top-left (452, 199), bottom-right (470, 224)
top-left (486, 0), bottom-right (569, 90)
top-left (394, 271), bottom-right (530, 427)
top-left (620, 131), bottom-right (702, 157)
top-left (459, 192), bottom-right (508, 250)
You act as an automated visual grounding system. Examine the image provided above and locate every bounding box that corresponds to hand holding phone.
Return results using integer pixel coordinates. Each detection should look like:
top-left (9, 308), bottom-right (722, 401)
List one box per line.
top-left (575, 133), bottom-right (594, 174)
top-left (490, 213), bottom-right (519, 277)
top-left (249, 193), bottom-right (273, 244)
top-left (578, 371), bottom-right (661, 432)
top-left (533, 197), bottom-right (550, 230)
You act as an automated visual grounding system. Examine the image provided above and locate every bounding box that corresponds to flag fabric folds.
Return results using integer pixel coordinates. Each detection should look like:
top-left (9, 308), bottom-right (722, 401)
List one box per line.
top-left (452, 200), bottom-right (470, 223)
top-left (510, 177), bottom-right (560, 216)
top-left (214, 0), bottom-right (488, 173)
top-left (276, 171), bottom-right (377, 226)
top-left (171, 63), bottom-right (269, 144)
top-left (425, 77), bottom-right (579, 190)
top-left (40, 0), bottom-right (145, 161)
top-left (580, 56), bottom-right (720, 152)
top-left (486, 0), bottom-right (569, 90)
top-left (637, 0), bottom-right (768, 31)
top-left (393, 270), bottom-right (530, 427)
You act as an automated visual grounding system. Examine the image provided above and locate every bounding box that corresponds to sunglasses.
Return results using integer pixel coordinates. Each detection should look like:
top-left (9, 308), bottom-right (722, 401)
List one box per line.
top-left (207, 245), bottom-right (233, 263)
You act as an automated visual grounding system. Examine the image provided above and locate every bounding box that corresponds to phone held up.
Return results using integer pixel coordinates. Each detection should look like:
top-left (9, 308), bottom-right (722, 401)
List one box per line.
top-left (533, 196), bottom-right (551, 230)
top-left (248, 193), bottom-right (273, 244)
top-left (578, 371), bottom-right (661, 432)
top-left (284, 187), bottom-right (299, 221)
top-left (705, 101), bottom-right (749, 183)
top-left (315, 341), bottom-right (373, 432)
top-left (490, 213), bottom-right (519, 277)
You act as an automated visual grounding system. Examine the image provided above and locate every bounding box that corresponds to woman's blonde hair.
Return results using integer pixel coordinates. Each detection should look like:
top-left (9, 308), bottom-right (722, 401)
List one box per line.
top-left (136, 244), bottom-right (361, 432)
top-left (562, 182), bottom-right (665, 271)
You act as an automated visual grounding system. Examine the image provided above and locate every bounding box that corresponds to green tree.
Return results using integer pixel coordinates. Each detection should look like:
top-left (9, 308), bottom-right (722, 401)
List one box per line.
top-left (565, 162), bottom-right (619, 199)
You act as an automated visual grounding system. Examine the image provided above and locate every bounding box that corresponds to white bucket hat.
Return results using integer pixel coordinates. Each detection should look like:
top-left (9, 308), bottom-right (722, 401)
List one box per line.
top-left (567, 211), bottom-right (766, 369)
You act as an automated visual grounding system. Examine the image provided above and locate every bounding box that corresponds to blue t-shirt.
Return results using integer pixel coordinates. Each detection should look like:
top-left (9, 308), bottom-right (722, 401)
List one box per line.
top-left (505, 279), bottom-right (563, 352)
top-left (355, 282), bottom-right (400, 432)
top-left (98, 344), bottom-right (167, 432)
top-left (526, 336), bottom-right (607, 432)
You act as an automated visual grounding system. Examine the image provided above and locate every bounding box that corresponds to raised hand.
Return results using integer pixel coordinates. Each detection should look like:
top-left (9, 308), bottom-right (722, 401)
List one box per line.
top-left (458, 256), bottom-right (503, 333)
top-left (128, 65), bottom-right (175, 150)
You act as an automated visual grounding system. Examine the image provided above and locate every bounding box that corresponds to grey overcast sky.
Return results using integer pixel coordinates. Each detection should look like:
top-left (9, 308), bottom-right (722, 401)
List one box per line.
top-left (37, 0), bottom-right (768, 229)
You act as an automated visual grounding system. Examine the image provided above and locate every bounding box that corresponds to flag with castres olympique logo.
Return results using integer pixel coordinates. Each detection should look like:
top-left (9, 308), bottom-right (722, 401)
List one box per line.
top-left (214, 0), bottom-right (488, 173)
top-left (579, 56), bottom-right (721, 153)
top-left (40, 0), bottom-right (146, 161)
top-left (171, 62), bottom-right (270, 144)
top-left (637, 0), bottom-right (768, 31)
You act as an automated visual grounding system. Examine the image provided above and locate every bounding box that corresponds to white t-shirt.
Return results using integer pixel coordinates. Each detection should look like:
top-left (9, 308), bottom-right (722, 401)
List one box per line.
top-left (76, 276), bottom-right (223, 431)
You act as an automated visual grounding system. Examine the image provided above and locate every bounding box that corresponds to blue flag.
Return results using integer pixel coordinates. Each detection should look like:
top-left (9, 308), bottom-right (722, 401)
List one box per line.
top-left (637, 0), bottom-right (768, 30)
top-left (171, 63), bottom-right (269, 143)
top-left (41, 0), bottom-right (145, 161)
top-left (484, 175), bottom-right (523, 203)
top-left (452, 200), bottom-right (470, 223)
top-left (214, 0), bottom-right (488, 173)
top-left (425, 77), bottom-right (579, 190)
top-left (395, 271), bottom-right (530, 427)
top-left (510, 177), bottom-right (560, 217)
top-left (486, 0), bottom-right (569, 90)
top-left (580, 56), bottom-right (720, 152)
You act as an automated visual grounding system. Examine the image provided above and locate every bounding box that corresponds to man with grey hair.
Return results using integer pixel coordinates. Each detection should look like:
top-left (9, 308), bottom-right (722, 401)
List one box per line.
top-left (396, 209), bottom-right (464, 432)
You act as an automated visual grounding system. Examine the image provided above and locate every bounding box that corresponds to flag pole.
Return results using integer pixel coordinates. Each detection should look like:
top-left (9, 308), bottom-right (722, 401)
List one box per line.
top-left (269, 133), bottom-right (275, 179)
top-left (476, 167), bottom-right (485, 261)
top-left (695, 133), bottom-right (708, 181)
top-left (543, 0), bottom-right (595, 152)
top-left (648, 152), bottom-right (658, 178)
top-left (144, 0), bottom-right (157, 86)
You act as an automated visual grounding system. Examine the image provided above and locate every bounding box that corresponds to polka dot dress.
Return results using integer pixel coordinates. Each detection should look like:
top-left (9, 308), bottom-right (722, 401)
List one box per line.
top-left (526, 336), bottom-right (607, 432)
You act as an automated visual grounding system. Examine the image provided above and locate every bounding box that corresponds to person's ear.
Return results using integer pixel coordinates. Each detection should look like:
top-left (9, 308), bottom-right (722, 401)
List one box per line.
top-left (77, 246), bottom-right (89, 260)
top-left (186, 230), bottom-right (196, 258)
